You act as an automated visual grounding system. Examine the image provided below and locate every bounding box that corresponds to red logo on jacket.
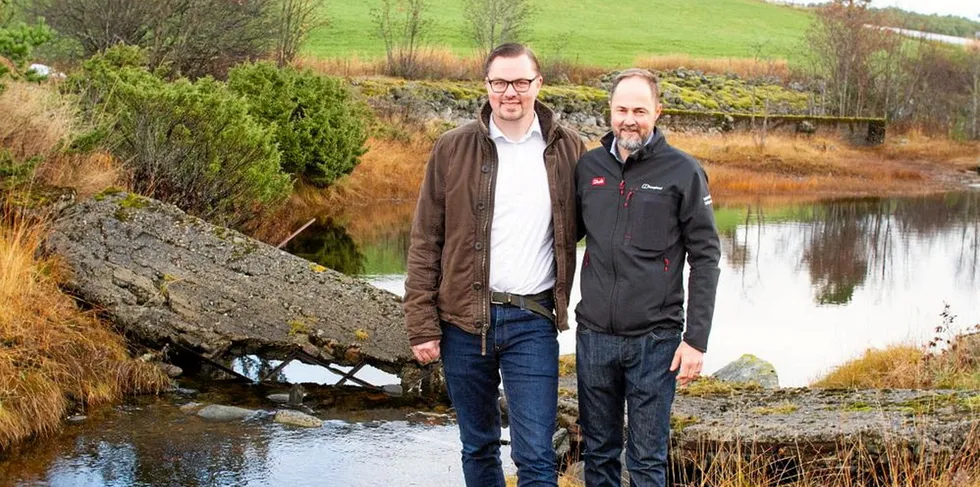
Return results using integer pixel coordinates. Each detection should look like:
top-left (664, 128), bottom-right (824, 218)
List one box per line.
top-left (591, 177), bottom-right (606, 186)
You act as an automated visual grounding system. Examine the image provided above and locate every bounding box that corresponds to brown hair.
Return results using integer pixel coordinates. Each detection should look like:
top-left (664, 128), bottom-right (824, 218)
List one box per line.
top-left (610, 68), bottom-right (661, 104)
top-left (484, 43), bottom-right (540, 76)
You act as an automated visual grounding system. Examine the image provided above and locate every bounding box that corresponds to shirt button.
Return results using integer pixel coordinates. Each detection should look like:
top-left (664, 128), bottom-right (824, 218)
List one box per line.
top-left (477, 202), bottom-right (486, 211)
top-left (475, 242), bottom-right (483, 250)
top-left (481, 164), bottom-right (490, 173)
top-left (472, 282), bottom-right (483, 291)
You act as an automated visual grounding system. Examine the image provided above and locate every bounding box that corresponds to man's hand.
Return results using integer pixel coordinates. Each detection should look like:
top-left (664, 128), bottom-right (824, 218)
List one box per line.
top-left (412, 339), bottom-right (441, 365)
top-left (670, 341), bottom-right (704, 386)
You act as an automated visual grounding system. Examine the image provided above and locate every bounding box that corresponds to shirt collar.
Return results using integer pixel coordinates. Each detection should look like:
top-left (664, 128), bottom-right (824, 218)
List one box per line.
top-left (489, 114), bottom-right (542, 144)
top-left (610, 131), bottom-right (656, 163)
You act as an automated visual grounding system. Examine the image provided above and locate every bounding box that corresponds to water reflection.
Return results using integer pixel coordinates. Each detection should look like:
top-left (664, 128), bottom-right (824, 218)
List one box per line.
top-left (0, 400), bottom-right (493, 487)
top-left (286, 191), bottom-right (980, 386)
top-left (284, 219), bottom-right (365, 275)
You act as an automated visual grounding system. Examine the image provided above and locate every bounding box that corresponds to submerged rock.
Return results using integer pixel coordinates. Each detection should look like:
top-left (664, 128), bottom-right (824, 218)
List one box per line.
top-left (274, 410), bottom-right (323, 428)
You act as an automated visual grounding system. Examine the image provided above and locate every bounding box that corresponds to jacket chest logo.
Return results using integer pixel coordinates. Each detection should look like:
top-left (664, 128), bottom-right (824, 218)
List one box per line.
top-left (641, 183), bottom-right (663, 191)
top-left (591, 177), bottom-right (606, 186)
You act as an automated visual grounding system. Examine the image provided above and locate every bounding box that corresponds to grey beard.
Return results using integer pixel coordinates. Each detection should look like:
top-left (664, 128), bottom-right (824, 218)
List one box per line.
top-left (617, 135), bottom-right (643, 153)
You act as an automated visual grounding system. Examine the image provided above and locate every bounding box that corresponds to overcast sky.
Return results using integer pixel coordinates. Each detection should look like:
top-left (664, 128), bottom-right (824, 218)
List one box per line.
top-left (777, 0), bottom-right (978, 21)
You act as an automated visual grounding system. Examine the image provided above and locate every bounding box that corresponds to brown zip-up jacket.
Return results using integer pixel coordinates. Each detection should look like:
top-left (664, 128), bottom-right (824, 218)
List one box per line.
top-left (404, 101), bottom-right (586, 348)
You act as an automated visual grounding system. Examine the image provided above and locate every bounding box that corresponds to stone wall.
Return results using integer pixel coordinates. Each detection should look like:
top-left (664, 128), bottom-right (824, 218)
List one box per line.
top-left (360, 80), bottom-right (886, 144)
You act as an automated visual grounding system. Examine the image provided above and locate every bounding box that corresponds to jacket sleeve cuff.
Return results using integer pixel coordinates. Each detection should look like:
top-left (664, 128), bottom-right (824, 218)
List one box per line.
top-left (409, 334), bottom-right (442, 347)
top-left (683, 336), bottom-right (707, 353)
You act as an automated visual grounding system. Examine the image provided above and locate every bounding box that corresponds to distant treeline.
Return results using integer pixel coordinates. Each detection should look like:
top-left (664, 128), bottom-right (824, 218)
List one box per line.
top-left (873, 7), bottom-right (980, 39)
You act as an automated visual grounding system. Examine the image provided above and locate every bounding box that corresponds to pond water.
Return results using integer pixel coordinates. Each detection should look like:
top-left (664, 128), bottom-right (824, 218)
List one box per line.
top-left (291, 191), bottom-right (980, 386)
top-left (2, 191), bottom-right (977, 486)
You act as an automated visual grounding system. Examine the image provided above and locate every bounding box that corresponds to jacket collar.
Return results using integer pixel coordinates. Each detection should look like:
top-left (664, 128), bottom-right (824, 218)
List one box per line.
top-left (600, 127), bottom-right (666, 163)
top-left (479, 100), bottom-right (561, 144)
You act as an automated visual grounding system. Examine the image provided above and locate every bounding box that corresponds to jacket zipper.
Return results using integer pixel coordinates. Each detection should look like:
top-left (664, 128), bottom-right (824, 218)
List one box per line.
top-left (610, 177), bottom-right (626, 334)
top-left (481, 142), bottom-right (498, 356)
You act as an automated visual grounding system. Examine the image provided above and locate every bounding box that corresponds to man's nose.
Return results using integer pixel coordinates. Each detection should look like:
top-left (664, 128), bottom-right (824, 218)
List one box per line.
top-left (504, 83), bottom-right (519, 96)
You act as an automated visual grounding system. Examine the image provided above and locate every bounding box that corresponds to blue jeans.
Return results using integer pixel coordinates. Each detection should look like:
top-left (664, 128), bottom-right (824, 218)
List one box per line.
top-left (441, 302), bottom-right (559, 487)
top-left (575, 326), bottom-right (681, 487)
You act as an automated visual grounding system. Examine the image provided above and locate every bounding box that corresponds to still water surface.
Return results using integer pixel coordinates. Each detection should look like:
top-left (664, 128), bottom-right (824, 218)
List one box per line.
top-left (3, 191), bottom-right (978, 486)
top-left (292, 191), bottom-right (980, 386)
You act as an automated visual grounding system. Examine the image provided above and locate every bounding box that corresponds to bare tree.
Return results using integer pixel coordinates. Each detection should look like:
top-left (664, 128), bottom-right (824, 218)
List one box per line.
top-left (273, 0), bottom-right (328, 67)
top-left (371, 0), bottom-right (431, 79)
top-left (804, 0), bottom-right (889, 117)
top-left (969, 42), bottom-right (980, 140)
top-left (462, 0), bottom-right (534, 57)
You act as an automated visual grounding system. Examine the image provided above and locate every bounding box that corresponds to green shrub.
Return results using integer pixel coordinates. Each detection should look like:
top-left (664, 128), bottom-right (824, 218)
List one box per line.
top-left (0, 4), bottom-right (53, 90)
top-left (228, 62), bottom-right (367, 187)
top-left (68, 48), bottom-right (291, 227)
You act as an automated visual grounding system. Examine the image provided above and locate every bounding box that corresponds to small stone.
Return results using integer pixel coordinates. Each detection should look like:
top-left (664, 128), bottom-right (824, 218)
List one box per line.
top-left (67, 415), bottom-right (87, 423)
top-left (274, 410), bottom-right (323, 428)
top-left (158, 363), bottom-right (183, 378)
top-left (197, 404), bottom-right (257, 422)
top-left (267, 393), bottom-right (290, 404)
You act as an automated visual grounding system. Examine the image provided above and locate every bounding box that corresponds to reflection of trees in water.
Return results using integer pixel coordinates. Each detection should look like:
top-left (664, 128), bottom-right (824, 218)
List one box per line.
top-left (722, 192), bottom-right (980, 306)
top-left (802, 201), bottom-right (874, 305)
top-left (1, 404), bottom-right (274, 487)
top-left (285, 219), bottom-right (365, 275)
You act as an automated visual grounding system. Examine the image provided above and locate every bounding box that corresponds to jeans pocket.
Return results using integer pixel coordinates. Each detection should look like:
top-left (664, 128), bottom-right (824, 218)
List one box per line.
top-left (648, 327), bottom-right (681, 341)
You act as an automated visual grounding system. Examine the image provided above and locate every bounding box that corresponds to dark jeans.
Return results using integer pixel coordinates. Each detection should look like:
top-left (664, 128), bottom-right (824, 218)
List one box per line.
top-left (441, 302), bottom-right (559, 487)
top-left (576, 325), bottom-right (681, 487)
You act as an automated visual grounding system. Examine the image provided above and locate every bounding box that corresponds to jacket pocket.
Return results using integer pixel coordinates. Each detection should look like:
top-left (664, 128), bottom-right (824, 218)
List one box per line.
top-left (628, 192), bottom-right (675, 252)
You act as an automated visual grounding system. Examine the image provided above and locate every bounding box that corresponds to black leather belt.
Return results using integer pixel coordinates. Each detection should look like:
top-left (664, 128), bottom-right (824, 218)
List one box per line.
top-left (490, 289), bottom-right (555, 322)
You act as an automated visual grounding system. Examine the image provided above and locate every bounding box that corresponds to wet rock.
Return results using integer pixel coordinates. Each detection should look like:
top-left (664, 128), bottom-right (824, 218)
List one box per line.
top-left (179, 402), bottom-right (204, 414)
top-left (67, 415), bottom-right (87, 423)
top-left (712, 354), bottom-right (779, 389)
top-left (197, 404), bottom-right (257, 422)
top-left (274, 410), bottom-right (323, 428)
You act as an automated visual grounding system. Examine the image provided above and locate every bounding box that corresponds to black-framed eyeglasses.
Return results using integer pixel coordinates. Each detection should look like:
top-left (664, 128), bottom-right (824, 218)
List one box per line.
top-left (486, 77), bottom-right (539, 93)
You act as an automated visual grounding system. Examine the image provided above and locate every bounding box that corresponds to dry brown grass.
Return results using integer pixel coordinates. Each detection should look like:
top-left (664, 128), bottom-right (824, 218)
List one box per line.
top-left (0, 82), bottom-right (75, 162)
top-left (674, 428), bottom-right (980, 487)
top-left (0, 205), bottom-right (169, 450)
top-left (811, 346), bottom-right (928, 389)
top-left (299, 51), bottom-right (794, 83)
top-left (813, 324), bottom-right (980, 390)
top-left (669, 132), bottom-right (960, 198)
top-left (874, 127), bottom-right (980, 167)
top-left (34, 151), bottom-right (125, 198)
top-left (296, 47), bottom-right (483, 80)
top-left (634, 54), bottom-right (792, 80)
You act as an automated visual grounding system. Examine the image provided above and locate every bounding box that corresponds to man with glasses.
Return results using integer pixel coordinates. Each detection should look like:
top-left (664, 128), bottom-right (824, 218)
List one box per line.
top-left (404, 43), bottom-right (585, 486)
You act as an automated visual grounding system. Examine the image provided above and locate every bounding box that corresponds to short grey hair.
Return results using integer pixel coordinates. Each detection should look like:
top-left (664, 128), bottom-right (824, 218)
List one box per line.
top-left (610, 68), bottom-right (661, 104)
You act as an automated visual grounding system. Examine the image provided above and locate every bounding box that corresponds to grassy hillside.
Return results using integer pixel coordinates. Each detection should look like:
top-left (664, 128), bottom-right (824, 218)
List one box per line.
top-left (305, 0), bottom-right (814, 65)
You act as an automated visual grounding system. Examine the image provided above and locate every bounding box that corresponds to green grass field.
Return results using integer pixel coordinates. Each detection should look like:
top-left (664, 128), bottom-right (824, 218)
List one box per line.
top-left (305, 0), bottom-right (814, 66)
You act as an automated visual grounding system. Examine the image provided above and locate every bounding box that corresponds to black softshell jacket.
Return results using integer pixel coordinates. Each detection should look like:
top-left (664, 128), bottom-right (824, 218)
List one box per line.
top-left (575, 129), bottom-right (721, 351)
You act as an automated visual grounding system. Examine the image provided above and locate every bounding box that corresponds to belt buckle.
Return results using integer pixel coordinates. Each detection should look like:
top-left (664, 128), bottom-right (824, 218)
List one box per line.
top-left (490, 293), bottom-right (511, 306)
